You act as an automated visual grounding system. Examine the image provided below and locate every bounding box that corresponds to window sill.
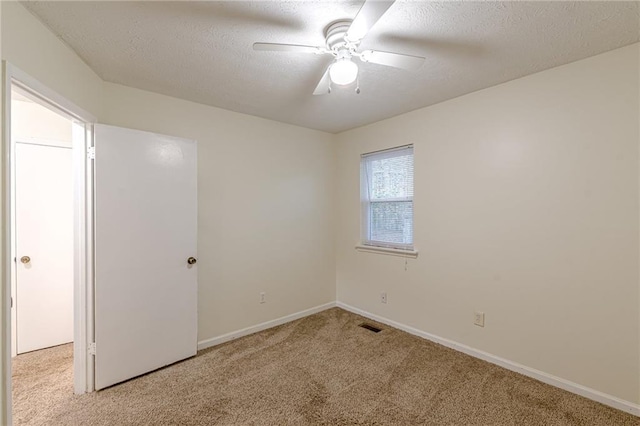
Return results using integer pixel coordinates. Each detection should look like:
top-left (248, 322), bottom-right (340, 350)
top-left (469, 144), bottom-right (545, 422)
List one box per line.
top-left (355, 244), bottom-right (419, 258)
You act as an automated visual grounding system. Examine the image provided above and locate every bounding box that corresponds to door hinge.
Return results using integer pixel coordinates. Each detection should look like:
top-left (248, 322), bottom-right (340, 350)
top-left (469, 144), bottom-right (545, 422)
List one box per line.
top-left (88, 342), bottom-right (96, 356)
top-left (87, 146), bottom-right (95, 160)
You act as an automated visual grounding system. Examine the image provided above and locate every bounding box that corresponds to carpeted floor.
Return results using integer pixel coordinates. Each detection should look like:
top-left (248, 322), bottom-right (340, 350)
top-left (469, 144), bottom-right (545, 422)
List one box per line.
top-left (12, 308), bottom-right (639, 425)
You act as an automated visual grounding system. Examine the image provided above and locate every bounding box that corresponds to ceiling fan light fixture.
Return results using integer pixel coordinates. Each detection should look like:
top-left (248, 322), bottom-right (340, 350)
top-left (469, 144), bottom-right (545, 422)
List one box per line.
top-left (253, 0), bottom-right (426, 96)
top-left (329, 58), bottom-right (358, 85)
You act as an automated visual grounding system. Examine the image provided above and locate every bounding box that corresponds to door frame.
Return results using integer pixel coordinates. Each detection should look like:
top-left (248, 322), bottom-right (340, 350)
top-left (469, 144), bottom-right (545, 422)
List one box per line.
top-left (2, 62), bottom-right (97, 424)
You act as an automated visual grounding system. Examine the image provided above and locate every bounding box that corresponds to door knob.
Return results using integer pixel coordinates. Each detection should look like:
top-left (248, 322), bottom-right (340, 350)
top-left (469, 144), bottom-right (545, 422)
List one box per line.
top-left (187, 257), bottom-right (197, 265)
top-left (20, 256), bottom-right (31, 264)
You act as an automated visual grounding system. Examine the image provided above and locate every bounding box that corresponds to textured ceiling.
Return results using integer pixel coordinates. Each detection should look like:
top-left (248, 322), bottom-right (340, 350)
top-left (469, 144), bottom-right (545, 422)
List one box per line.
top-left (23, 1), bottom-right (640, 133)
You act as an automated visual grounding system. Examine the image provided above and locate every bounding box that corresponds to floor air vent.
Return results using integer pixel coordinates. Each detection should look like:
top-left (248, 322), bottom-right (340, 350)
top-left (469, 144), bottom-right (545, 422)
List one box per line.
top-left (359, 323), bottom-right (382, 333)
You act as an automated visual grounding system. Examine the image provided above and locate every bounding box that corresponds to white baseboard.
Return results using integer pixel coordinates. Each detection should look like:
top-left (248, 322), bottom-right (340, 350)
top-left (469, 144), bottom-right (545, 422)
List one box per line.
top-left (336, 302), bottom-right (640, 417)
top-left (197, 302), bottom-right (337, 351)
top-left (196, 300), bottom-right (639, 417)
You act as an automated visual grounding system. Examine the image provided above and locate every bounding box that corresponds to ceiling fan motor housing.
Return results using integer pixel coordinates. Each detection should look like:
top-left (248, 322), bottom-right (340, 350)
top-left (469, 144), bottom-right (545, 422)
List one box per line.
top-left (325, 20), bottom-right (356, 52)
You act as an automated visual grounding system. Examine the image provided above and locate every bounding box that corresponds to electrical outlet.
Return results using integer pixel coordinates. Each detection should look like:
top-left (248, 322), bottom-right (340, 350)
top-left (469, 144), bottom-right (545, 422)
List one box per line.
top-left (260, 292), bottom-right (266, 304)
top-left (381, 292), bottom-right (387, 304)
top-left (474, 311), bottom-right (485, 327)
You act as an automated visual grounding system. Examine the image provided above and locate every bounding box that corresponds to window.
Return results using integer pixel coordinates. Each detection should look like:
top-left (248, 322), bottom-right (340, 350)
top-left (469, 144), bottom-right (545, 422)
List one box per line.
top-left (360, 145), bottom-right (414, 251)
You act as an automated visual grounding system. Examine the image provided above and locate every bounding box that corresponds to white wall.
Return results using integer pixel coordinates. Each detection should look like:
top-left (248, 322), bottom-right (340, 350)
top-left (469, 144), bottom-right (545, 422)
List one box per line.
top-left (0, 2), bottom-right (5, 423)
top-left (335, 43), bottom-right (640, 404)
top-left (1, 2), bottom-right (102, 118)
top-left (101, 83), bottom-right (337, 343)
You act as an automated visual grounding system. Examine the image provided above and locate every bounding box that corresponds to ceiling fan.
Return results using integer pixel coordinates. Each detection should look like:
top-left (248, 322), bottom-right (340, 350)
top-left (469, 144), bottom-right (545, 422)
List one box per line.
top-left (253, 0), bottom-right (425, 95)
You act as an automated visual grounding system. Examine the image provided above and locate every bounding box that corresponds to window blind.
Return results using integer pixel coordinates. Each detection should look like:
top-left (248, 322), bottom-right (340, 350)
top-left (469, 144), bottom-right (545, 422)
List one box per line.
top-left (361, 145), bottom-right (414, 250)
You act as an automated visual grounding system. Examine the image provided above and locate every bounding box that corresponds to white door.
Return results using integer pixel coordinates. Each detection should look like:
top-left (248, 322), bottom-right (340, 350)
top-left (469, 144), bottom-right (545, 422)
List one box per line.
top-left (94, 124), bottom-right (197, 390)
top-left (15, 142), bottom-right (74, 354)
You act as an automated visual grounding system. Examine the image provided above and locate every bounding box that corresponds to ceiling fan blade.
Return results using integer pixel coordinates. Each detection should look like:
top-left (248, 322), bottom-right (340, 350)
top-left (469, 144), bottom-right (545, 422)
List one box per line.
top-left (346, 0), bottom-right (395, 42)
top-left (253, 42), bottom-right (325, 54)
top-left (360, 50), bottom-right (425, 71)
top-left (313, 66), bottom-right (332, 96)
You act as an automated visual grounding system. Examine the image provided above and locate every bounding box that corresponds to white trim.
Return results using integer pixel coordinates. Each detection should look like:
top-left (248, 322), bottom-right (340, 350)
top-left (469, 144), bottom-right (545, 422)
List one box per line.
top-left (72, 122), bottom-right (94, 394)
top-left (197, 302), bottom-right (336, 351)
top-left (15, 137), bottom-right (72, 149)
top-left (84, 125), bottom-right (95, 393)
top-left (2, 60), bottom-right (14, 426)
top-left (9, 67), bottom-right (95, 123)
top-left (355, 244), bottom-right (418, 258)
top-left (361, 144), bottom-right (413, 158)
top-left (9, 91), bottom-right (16, 361)
top-left (335, 302), bottom-right (640, 417)
top-left (72, 125), bottom-right (87, 394)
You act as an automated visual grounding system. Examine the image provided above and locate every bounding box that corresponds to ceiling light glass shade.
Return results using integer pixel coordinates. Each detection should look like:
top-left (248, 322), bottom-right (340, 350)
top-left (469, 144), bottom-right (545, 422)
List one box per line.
top-left (329, 58), bottom-right (358, 85)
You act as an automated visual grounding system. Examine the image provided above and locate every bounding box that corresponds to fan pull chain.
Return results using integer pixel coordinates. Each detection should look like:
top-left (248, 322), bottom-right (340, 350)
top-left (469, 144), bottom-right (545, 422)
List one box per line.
top-left (355, 77), bottom-right (361, 94)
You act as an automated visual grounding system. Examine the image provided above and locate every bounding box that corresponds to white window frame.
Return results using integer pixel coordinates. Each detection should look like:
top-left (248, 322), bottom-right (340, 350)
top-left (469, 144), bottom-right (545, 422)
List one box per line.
top-left (358, 145), bottom-right (417, 257)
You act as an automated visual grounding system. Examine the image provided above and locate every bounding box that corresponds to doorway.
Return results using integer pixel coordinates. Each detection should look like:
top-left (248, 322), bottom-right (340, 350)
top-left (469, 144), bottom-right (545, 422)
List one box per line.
top-left (4, 64), bottom-right (198, 425)
top-left (3, 64), bottom-right (96, 425)
top-left (11, 87), bottom-right (74, 356)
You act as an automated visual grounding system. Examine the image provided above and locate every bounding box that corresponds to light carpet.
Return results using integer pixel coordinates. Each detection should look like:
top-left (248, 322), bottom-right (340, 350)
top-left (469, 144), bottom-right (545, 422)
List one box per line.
top-left (12, 308), bottom-right (639, 425)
